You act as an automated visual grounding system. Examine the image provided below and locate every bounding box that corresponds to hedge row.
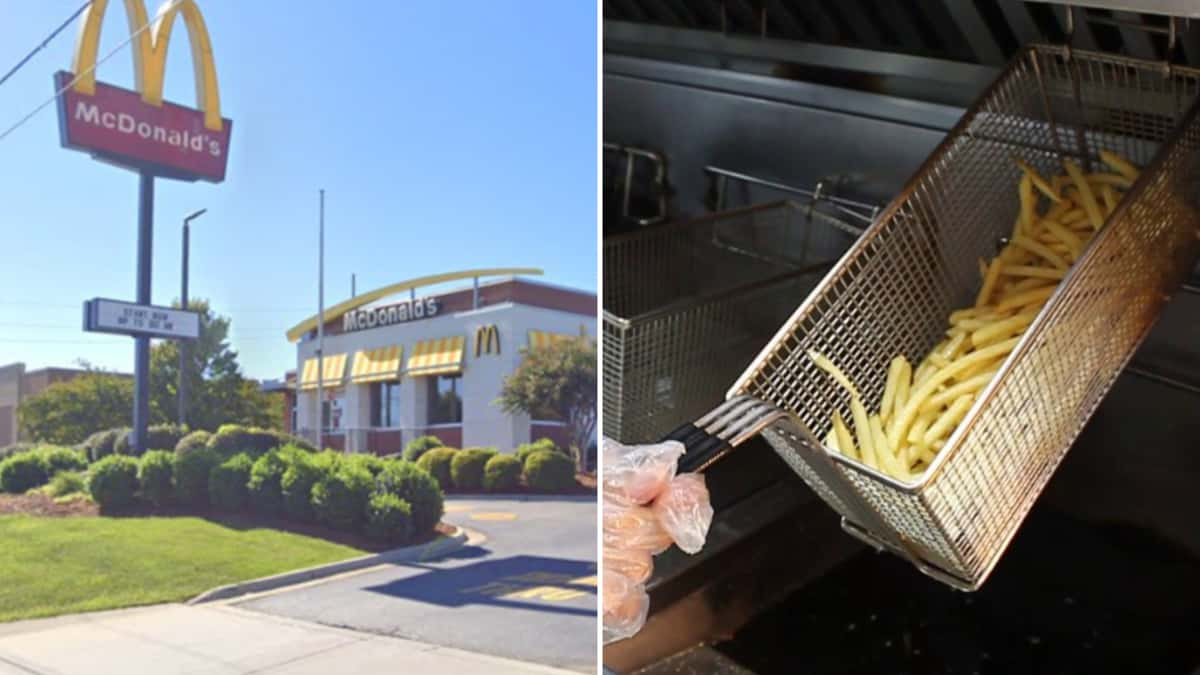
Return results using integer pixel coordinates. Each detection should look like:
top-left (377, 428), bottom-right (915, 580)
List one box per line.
top-left (84, 444), bottom-right (444, 545)
top-left (413, 439), bottom-right (575, 493)
top-left (78, 424), bottom-right (315, 463)
top-left (0, 446), bottom-right (87, 493)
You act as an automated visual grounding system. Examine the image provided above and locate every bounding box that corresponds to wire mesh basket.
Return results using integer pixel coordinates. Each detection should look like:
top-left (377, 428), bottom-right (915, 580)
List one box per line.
top-left (720, 45), bottom-right (1200, 589)
top-left (603, 201), bottom-right (861, 444)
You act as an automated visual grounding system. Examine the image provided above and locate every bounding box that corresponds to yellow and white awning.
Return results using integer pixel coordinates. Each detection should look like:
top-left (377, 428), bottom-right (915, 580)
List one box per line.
top-left (351, 345), bottom-right (403, 383)
top-left (299, 353), bottom-right (349, 390)
top-left (407, 336), bottom-right (465, 376)
top-left (528, 330), bottom-right (576, 350)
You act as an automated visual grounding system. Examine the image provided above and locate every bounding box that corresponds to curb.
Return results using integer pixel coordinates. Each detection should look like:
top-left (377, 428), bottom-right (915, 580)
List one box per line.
top-left (188, 525), bottom-right (470, 604)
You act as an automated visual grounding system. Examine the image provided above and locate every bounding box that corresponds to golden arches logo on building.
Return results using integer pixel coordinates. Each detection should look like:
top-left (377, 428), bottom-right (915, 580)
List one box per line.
top-left (475, 324), bottom-right (501, 357)
top-left (73, 0), bottom-right (223, 131)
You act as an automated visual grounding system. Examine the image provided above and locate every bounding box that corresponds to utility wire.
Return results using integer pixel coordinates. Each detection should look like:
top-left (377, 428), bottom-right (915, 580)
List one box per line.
top-left (0, 1), bottom-right (91, 91)
top-left (0, 0), bottom-right (183, 144)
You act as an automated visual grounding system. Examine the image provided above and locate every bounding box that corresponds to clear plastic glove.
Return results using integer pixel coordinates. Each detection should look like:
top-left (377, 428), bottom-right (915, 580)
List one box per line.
top-left (602, 438), bottom-right (714, 644)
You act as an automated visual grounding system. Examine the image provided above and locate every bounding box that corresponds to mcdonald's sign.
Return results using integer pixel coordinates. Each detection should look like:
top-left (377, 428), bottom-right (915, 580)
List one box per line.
top-left (54, 0), bottom-right (232, 183)
top-left (475, 324), bottom-right (501, 357)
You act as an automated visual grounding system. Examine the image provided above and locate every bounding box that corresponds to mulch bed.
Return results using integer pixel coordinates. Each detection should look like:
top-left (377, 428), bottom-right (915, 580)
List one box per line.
top-left (0, 493), bottom-right (453, 553)
top-left (0, 493), bottom-right (98, 517)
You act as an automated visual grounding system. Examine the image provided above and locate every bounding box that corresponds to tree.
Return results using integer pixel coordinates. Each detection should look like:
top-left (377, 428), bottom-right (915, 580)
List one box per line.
top-left (18, 372), bottom-right (132, 445)
top-left (149, 299), bottom-right (280, 431)
top-left (498, 337), bottom-right (597, 471)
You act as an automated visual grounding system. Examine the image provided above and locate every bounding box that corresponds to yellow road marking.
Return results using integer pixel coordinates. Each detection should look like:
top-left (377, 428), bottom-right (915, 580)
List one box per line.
top-left (459, 570), bottom-right (597, 603)
top-left (443, 504), bottom-right (472, 513)
top-left (469, 511), bottom-right (517, 521)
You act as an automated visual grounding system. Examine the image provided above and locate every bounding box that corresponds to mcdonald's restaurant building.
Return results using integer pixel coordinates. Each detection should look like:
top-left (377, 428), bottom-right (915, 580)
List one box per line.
top-left (278, 271), bottom-right (596, 455)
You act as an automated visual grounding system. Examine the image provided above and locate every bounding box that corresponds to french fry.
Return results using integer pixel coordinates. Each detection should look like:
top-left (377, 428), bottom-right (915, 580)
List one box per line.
top-left (832, 410), bottom-right (857, 461)
top-left (879, 356), bottom-right (908, 424)
top-left (825, 428), bottom-right (839, 452)
top-left (972, 311), bottom-right (1037, 347)
top-left (975, 259), bottom-right (1004, 307)
top-left (919, 369), bottom-right (999, 413)
top-left (923, 395), bottom-right (976, 446)
top-left (1011, 235), bottom-right (1068, 270)
top-left (1014, 157), bottom-right (1061, 203)
top-left (1063, 159), bottom-right (1105, 230)
top-left (850, 396), bottom-right (877, 470)
top-left (994, 285), bottom-right (1055, 312)
top-left (1001, 265), bottom-right (1066, 281)
top-left (1100, 149), bottom-right (1139, 181)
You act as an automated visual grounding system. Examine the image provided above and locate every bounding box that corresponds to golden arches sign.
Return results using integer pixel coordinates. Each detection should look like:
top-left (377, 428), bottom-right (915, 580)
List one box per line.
top-left (72, 0), bottom-right (223, 131)
top-left (475, 324), bottom-right (501, 357)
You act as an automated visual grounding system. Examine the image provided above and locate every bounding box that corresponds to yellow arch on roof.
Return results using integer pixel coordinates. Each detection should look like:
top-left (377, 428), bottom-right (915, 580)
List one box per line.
top-left (286, 267), bottom-right (543, 342)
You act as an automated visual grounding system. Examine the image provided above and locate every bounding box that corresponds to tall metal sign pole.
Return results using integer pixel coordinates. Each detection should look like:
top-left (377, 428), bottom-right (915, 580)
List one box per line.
top-left (133, 172), bottom-right (154, 454)
top-left (315, 189), bottom-right (326, 448)
top-left (57, 0), bottom-right (231, 454)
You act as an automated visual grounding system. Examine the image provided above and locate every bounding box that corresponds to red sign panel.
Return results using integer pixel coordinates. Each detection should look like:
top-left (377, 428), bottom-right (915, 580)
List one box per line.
top-left (55, 71), bottom-right (232, 183)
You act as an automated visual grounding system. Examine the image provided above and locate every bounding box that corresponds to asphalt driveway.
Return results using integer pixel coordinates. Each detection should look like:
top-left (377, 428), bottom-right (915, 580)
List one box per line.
top-left (235, 496), bottom-right (597, 673)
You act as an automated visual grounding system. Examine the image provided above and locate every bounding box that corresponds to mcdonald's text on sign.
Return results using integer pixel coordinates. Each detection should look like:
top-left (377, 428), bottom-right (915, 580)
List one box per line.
top-left (56, 72), bottom-right (231, 182)
top-left (55, 0), bottom-right (231, 183)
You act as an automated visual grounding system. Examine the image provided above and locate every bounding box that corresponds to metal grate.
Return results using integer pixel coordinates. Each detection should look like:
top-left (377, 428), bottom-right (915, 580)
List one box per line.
top-left (729, 45), bottom-right (1200, 589)
top-left (604, 201), bottom-right (859, 443)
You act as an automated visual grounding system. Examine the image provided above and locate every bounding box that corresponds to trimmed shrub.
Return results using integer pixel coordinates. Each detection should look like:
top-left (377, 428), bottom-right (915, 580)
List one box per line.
top-left (208, 425), bottom-right (298, 459)
top-left (402, 435), bottom-right (443, 463)
top-left (0, 452), bottom-right (49, 493)
top-left (272, 431), bottom-right (316, 453)
top-left (483, 454), bottom-right (522, 492)
top-left (146, 424), bottom-right (186, 454)
top-left (375, 461), bottom-right (444, 535)
top-left (206, 425), bottom-right (255, 458)
top-left (81, 428), bottom-right (125, 463)
top-left (248, 450), bottom-right (288, 514)
top-left (174, 430), bottom-right (212, 456)
top-left (311, 465), bottom-right (373, 530)
top-left (40, 446), bottom-right (87, 475)
top-left (89, 455), bottom-right (139, 509)
top-left (515, 438), bottom-right (565, 465)
top-left (365, 493), bottom-right (413, 543)
top-left (174, 447), bottom-right (219, 507)
top-left (138, 450), bottom-right (175, 507)
top-left (345, 453), bottom-right (386, 477)
top-left (281, 453), bottom-right (321, 521)
top-left (209, 453), bottom-right (253, 511)
top-left (450, 448), bottom-right (498, 491)
top-left (522, 450), bottom-right (576, 492)
top-left (415, 448), bottom-right (457, 491)
top-left (47, 471), bottom-right (86, 498)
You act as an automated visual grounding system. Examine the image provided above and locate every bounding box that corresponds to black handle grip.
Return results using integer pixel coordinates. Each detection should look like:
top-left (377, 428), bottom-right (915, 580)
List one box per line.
top-left (662, 421), bottom-right (732, 473)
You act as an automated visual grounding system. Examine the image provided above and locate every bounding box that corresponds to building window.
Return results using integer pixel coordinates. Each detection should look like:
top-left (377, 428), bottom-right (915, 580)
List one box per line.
top-left (427, 374), bottom-right (462, 425)
top-left (320, 389), bottom-right (344, 431)
top-left (371, 381), bottom-right (402, 428)
top-left (290, 402), bottom-right (297, 432)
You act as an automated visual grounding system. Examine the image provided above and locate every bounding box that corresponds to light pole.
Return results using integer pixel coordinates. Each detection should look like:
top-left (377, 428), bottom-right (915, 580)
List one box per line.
top-left (179, 208), bottom-right (206, 428)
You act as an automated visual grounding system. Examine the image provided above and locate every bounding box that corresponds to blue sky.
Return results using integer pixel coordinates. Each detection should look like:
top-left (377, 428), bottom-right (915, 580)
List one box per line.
top-left (0, 1), bottom-right (597, 380)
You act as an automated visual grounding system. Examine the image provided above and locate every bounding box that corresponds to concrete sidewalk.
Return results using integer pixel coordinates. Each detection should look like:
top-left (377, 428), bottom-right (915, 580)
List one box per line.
top-left (0, 603), bottom-right (578, 674)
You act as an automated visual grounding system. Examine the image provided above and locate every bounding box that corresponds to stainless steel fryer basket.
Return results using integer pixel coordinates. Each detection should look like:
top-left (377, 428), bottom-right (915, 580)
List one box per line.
top-left (603, 201), bottom-right (861, 444)
top-left (687, 45), bottom-right (1200, 590)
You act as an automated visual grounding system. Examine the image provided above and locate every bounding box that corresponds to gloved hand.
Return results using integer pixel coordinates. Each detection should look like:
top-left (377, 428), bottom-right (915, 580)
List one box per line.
top-left (602, 438), bottom-right (714, 644)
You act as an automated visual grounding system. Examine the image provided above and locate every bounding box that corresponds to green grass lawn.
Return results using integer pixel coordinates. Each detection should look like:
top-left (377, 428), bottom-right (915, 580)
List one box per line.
top-left (0, 514), bottom-right (367, 622)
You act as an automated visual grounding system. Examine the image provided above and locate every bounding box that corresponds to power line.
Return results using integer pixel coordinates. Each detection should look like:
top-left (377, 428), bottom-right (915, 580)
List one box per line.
top-left (0, 0), bottom-right (183, 144)
top-left (0, 1), bottom-right (91, 91)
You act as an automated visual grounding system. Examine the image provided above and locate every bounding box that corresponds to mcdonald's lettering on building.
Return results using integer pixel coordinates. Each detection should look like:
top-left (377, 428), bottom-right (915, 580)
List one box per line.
top-left (267, 270), bottom-right (597, 455)
top-left (54, 0), bottom-right (232, 183)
